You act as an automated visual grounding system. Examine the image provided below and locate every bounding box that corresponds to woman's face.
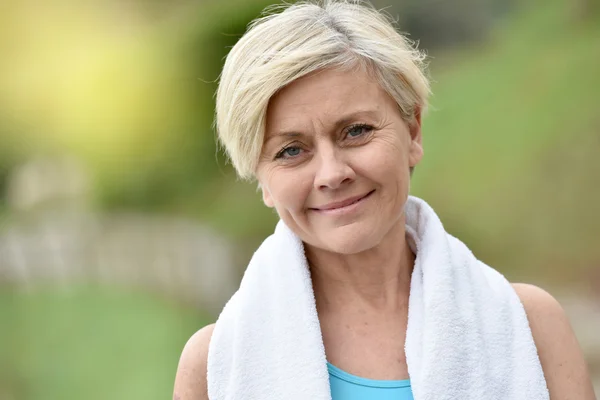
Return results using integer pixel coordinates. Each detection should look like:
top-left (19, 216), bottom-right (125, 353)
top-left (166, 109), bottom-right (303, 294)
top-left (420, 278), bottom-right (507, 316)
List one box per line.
top-left (257, 67), bottom-right (423, 254)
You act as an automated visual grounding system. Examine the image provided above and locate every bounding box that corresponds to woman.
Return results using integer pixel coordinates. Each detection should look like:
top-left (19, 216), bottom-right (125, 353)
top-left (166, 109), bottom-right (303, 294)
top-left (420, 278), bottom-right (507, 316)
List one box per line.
top-left (174, 1), bottom-right (595, 399)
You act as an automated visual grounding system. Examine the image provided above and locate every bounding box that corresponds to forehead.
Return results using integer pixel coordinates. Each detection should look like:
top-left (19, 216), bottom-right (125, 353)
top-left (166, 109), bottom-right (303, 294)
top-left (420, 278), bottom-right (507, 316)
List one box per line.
top-left (266, 67), bottom-right (392, 130)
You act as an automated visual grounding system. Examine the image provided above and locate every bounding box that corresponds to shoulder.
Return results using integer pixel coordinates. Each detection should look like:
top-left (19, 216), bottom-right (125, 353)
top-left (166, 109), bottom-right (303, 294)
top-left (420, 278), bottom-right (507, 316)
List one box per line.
top-left (511, 283), bottom-right (564, 322)
top-left (173, 323), bottom-right (216, 400)
top-left (511, 283), bottom-right (596, 399)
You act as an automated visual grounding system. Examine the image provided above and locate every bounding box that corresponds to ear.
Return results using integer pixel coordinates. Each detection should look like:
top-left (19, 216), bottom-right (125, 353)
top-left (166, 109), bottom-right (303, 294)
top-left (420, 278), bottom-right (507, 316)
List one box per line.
top-left (261, 184), bottom-right (275, 208)
top-left (408, 106), bottom-right (424, 168)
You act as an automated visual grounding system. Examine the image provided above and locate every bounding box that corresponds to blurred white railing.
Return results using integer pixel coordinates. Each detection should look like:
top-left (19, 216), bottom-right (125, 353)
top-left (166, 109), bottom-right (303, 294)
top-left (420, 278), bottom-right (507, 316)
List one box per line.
top-left (0, 209), bottom-right (238, 315)
top-left (0, 155), bottom-right (239, 315)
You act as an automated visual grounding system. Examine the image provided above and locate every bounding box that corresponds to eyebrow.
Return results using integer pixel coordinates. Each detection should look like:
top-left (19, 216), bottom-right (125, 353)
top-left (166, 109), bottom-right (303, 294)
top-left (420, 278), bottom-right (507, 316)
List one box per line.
top-left (265, 109), bottom-right (380, 143)
top-left (266, 131), bottom-right (303, 141)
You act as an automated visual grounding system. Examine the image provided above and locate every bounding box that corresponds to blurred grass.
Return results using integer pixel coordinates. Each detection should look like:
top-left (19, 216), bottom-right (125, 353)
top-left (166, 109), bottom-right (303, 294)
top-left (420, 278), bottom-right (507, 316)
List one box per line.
top-left (411, 0), bottom-right (600, 280)
top-left (0, 286), bottom-right (212, 400)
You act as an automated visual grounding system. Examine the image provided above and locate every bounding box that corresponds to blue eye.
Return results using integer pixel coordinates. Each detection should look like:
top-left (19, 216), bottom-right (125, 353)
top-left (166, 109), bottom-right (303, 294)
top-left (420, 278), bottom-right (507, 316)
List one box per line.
top-left (284, 147), bottom-right (301, 157)
top-left (346, 124), bottom-right (372, 138)
top-left (275, 145), bottom-right (302, 159)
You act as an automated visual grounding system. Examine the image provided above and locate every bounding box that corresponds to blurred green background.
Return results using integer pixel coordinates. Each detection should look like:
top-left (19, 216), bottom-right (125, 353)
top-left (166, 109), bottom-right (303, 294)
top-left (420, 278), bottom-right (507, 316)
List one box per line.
top-left (0, 0), bottom-right (599, 398)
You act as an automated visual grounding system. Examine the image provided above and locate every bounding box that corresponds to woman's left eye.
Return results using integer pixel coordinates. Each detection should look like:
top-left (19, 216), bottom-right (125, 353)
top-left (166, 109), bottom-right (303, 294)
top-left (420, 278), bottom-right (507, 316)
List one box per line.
top-left (346, 124), bottom-right (373, 138)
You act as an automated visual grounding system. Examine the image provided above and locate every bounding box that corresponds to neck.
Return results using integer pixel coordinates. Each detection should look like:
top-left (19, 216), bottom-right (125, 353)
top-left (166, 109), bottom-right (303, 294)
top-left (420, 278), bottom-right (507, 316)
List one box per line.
top-left (306, 218), bottom-right (415, 315)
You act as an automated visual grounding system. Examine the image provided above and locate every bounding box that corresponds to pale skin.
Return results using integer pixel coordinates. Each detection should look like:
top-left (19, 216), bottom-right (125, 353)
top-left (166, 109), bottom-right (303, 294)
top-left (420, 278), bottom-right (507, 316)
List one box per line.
top-left (173, 68), bottom-right (596, 399)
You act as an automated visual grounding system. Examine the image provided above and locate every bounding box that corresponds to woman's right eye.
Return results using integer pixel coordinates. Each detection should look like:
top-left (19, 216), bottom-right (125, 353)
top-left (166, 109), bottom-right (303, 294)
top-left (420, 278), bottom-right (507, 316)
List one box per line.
top-left (276, 146), bottom-right (302, 159)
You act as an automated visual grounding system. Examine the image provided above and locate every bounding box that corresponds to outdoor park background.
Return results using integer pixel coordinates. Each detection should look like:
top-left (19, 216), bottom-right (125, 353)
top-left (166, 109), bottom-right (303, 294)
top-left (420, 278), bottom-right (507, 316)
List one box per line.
top-left (0, 0), bottom-right (599, 398)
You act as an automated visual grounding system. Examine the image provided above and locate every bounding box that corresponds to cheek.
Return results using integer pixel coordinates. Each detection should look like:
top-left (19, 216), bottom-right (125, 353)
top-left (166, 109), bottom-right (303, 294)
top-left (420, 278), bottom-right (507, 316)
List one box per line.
top-left (353, 141), bottom-right (410, 207)
top-left (357, 139), bottom-right (408, 179)
top-left (267, 171), bottom-right (312, 212)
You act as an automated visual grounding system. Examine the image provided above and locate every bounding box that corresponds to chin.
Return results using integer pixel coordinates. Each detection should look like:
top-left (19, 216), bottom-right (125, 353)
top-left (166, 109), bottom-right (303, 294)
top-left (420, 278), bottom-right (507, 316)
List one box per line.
top-left (317, 225), bottom-right (382, 255)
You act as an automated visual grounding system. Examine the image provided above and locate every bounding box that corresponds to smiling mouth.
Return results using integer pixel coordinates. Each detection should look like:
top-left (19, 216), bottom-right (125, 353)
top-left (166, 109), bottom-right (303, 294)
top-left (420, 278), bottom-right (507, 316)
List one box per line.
top-left (312, 190), bottom-right (375, 211)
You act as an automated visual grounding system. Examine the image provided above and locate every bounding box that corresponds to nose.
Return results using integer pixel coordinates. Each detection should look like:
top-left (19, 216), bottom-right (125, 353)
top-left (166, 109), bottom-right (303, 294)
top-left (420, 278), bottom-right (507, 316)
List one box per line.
top-left (313, 147), bottom-right (355, 190)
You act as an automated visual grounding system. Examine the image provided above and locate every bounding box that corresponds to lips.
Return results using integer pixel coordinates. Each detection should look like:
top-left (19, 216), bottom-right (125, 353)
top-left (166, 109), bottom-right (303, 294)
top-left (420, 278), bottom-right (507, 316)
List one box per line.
top-left (313, 190), bottom-right (374, 211)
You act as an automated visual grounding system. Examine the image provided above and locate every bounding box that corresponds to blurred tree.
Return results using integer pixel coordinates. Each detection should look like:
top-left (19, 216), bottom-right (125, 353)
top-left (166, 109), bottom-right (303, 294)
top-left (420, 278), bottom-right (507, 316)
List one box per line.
top-left (0, 122), bottom-right (27, 212)
top-left (574, 0), bottom-right (600, 20)
top-left (370, 0), bottom-right (513, 51)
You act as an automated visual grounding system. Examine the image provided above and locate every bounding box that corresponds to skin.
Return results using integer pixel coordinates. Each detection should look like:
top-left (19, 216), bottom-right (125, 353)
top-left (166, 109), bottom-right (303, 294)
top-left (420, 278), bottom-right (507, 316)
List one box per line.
top-left (173, 67), bottom-right (596, 399)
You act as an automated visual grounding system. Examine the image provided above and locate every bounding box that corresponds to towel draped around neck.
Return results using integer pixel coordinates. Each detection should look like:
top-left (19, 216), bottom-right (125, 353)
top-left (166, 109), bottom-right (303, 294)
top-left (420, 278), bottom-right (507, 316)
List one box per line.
top-left (207, 196), bottom-right (549, 400)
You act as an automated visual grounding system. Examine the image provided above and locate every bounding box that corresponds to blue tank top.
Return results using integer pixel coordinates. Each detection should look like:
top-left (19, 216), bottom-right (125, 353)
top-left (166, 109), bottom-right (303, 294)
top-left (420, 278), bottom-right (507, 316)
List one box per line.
top-left (327, 362), bottom-right (414, 400)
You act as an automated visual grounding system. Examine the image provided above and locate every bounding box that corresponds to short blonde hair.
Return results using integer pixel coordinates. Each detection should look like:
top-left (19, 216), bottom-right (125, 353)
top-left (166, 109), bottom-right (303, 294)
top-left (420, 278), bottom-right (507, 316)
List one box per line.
top-left (215, 0), bottom-right (430, 180)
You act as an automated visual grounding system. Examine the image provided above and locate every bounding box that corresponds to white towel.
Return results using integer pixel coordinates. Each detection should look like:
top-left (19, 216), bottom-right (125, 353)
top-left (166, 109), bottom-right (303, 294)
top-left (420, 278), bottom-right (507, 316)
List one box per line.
top-left (207, 195), bottom-right (549, 400)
